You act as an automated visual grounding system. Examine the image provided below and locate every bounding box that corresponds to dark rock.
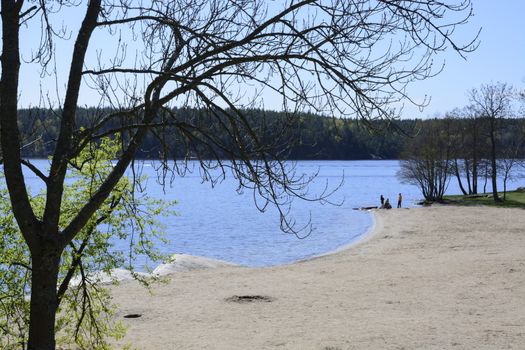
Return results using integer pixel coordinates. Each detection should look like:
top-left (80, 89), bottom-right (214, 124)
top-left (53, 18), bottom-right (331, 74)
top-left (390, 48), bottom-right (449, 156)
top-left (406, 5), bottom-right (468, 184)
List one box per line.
top-left (225, 295), bottom-right (274, 303)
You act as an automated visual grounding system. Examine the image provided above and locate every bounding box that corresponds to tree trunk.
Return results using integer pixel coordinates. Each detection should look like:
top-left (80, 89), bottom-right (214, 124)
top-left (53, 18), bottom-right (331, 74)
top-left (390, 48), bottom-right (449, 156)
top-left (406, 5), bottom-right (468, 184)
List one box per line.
top-left (27, 244), bottom-right (61, 350)
top-left (503, 175), bottom-right (507, 200)
top-left (464, 158), bottom-right (472, 194)
top-left (483, 168), bottom-right (488, 193)
top-left (454, 159), bottom-right (468, 195)
top-left (489, 124), bottom-right (500, 202)
top-left (472, 150), bottom-right (478, 194)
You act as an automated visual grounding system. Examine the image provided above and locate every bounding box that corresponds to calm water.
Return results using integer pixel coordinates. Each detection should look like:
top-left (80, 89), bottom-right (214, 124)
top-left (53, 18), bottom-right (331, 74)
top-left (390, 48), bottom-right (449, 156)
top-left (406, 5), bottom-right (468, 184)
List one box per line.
top-left (131, 160), bottom-right (421, 269)
top-left (7, 160), bottom-right (525, 269)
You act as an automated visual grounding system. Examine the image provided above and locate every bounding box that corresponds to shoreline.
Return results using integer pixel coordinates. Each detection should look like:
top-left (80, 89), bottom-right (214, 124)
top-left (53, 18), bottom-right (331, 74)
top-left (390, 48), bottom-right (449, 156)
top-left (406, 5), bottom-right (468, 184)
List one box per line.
top-left (101, 210), bottom-right (378, 279)
top-left (297, 208), bottom-right (379, 263)
top-left (110, 205), bottom-right (525, 349)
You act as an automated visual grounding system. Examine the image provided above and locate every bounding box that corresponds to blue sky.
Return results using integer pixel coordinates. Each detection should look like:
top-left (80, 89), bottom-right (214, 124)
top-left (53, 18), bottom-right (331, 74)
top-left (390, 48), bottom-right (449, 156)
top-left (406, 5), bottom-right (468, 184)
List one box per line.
top-left (16, 1), bottom-right (525, 119)
top-left (403, 0), bottom-right (525, 118)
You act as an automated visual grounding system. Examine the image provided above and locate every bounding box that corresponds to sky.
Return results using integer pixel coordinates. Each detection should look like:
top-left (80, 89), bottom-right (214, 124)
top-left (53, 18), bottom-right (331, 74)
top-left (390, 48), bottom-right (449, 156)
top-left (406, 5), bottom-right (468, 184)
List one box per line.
top-left (14, 0), bottom-right (525, 119)
top-left (402, 1), bottom-right (525, 118)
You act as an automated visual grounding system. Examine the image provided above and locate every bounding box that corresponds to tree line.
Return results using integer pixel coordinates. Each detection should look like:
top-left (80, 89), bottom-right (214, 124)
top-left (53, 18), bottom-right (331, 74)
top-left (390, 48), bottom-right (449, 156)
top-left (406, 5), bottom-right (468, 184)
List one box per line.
top-left (6, 107), bottom-right (423, 160)
top-left (399, 82), bottom-right (525, 202)
top-left (11, 107), bottom-right (525, 169)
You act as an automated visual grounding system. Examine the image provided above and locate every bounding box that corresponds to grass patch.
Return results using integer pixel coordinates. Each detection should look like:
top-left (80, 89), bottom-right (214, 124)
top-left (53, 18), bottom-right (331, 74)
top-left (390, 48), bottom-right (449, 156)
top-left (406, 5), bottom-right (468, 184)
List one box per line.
top-left (443, 189), bottom-right (525, 208)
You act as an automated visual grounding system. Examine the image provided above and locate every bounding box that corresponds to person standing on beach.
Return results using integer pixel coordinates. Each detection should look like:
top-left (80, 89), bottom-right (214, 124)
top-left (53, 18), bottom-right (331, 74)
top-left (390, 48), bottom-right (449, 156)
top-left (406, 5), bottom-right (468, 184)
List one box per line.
top-left (380, 194), bottom-right (384, 207)
top-left (397, 193), bottom-right (402, 208)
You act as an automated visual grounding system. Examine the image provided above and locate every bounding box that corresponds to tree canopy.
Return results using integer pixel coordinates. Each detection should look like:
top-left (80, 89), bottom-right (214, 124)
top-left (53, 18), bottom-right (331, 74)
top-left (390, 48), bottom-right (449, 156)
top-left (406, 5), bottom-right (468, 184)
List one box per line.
top-left (0, 1), bottom-right (477, 348)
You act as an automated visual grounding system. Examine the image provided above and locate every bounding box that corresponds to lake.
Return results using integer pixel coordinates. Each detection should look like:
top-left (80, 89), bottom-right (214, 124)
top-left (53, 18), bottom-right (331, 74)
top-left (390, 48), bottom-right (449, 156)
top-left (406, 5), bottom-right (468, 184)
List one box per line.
top-left (7, 160), bottom-right (525, 269)
top-left (121, 160), bottom-right (424, 269)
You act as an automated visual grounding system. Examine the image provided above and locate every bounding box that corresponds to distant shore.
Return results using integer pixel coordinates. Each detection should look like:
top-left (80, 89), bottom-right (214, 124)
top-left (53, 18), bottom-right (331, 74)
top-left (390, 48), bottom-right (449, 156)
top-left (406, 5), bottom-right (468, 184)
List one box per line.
top-left (110, 205), bottom-right (525, 350)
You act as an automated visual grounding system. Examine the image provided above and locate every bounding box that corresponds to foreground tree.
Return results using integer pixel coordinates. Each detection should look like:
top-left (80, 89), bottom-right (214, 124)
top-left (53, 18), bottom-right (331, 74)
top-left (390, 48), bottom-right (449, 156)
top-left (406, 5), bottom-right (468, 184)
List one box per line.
top-left (1, 138), bottom-right (170, 349)
top-left (0, 0), bottom-right (477, 348)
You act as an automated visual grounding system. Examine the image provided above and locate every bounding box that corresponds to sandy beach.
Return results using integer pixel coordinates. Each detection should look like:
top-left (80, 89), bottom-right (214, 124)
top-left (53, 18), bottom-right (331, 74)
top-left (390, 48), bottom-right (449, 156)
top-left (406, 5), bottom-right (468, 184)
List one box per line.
top-left (110, 205), bottom-right (525, 349)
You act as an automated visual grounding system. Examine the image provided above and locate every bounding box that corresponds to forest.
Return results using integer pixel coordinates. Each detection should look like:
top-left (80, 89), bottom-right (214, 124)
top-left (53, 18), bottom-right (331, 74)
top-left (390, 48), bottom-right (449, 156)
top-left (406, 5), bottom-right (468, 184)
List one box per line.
top-left (10, 107), bottom-right (525, 162)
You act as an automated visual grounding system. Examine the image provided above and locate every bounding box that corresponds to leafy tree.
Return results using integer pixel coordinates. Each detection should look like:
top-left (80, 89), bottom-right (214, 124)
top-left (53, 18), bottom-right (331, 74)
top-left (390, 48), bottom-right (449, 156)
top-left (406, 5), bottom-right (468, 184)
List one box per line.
top-left (0, 0), bottom-right (476, 348)
top-left (0, 137), bottom-right (171, 349)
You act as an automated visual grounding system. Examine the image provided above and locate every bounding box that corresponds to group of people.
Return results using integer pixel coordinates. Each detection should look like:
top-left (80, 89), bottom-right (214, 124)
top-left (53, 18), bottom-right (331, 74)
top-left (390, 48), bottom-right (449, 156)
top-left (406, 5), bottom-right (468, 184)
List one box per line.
top-left (380, 193), bottom-right (402, 209)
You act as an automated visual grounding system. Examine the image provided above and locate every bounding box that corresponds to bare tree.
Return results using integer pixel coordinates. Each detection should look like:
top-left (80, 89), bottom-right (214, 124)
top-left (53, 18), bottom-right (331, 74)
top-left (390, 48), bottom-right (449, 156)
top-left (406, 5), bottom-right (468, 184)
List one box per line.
top-left (447, 107), bottom-right (486, 195)
top-left (497, 122), bottom-right (525, 199)
top-left (498, 158), bottom-right (519, 199)
top-left (399, 119), bottom-right (452, 201)
top-left (0, 0), bottom-right (477, 348)
top-left (447, 110), bottom-right (469, 195)
top-left (468, 82), bottom-right (516, 202)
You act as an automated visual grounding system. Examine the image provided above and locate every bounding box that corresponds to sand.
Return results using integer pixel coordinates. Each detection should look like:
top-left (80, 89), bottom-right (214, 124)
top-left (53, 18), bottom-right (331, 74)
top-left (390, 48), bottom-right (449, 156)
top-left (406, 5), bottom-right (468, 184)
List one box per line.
top-left (110, 205), bottom-right (525, 349)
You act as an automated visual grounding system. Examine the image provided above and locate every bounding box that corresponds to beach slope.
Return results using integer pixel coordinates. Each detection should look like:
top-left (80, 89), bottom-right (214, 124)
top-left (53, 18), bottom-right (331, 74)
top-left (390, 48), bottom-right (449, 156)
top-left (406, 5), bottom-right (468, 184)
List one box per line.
top-left (111, 206), bottom-right (525, 350)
